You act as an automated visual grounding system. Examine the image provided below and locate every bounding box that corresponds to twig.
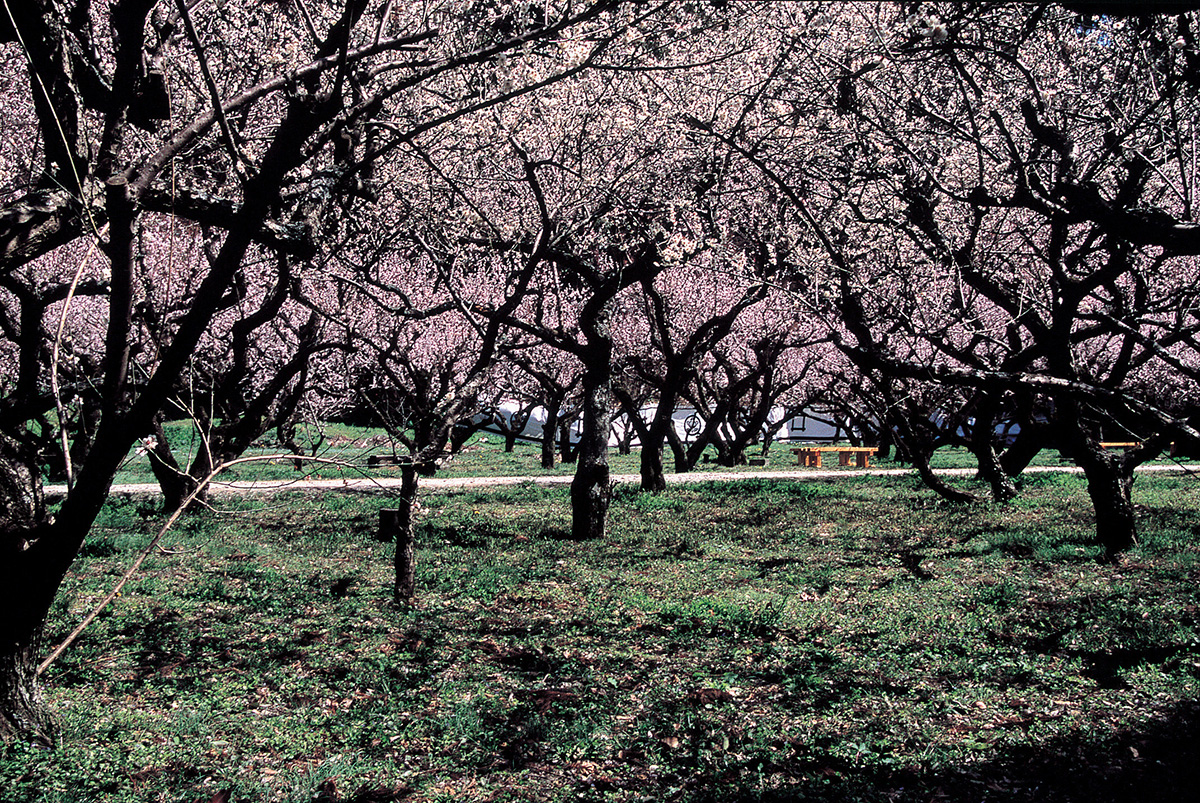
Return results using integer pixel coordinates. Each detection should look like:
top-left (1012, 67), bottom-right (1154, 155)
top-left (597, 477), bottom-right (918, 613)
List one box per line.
top-left (36, 466), bottom-right (220, 676)
top-left (155, 545), bottom-right (199, 555)
top-left (49, 228), bottom-right (110, 491)
top-left (36, 451), bottom-right (345, 676)
top-left (37, 450), bottom-right (396, 675)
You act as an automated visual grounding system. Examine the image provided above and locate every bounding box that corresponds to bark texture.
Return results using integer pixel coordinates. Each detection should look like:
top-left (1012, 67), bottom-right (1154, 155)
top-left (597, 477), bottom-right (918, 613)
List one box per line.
top-left (639, 437), bottom-right (668, 493)
top-left (571, 366), bottom-right (613, 540)
top-left (0, 433), bottom-right (56, 744)
top-left (0, 632), bottom-right (53, 747)
top-left (388, 466), bottom-right (420, 604)
top-left (971, 399), bottom-right (1018, 503)
top-left (1058, 403), bottom-right (1139, 560)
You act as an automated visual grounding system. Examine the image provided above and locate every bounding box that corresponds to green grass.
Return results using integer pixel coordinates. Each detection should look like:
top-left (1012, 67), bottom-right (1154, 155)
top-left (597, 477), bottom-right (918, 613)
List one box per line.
top-left (5, 473), bottom-right (1199, 802)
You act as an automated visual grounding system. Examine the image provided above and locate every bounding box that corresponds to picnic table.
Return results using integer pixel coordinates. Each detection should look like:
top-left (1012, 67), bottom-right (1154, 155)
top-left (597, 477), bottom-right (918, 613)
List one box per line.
top-left (791, 445), bottom-right (878, 468)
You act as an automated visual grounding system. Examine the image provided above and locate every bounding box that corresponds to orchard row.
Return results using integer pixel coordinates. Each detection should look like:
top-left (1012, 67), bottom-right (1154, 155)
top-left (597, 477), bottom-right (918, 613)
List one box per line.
top-left (1, 2), bottom-right (1198, 744)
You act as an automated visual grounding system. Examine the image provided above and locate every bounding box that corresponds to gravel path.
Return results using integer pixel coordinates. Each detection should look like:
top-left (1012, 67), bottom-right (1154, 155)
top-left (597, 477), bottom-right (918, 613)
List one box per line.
top-left (49, 461), bottom-right (1199, 498)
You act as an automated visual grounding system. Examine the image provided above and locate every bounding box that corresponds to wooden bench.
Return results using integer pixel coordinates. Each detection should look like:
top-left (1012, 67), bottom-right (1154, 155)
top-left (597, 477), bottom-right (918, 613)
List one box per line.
top-left (791, 446), bottom-right (878, 468)
top-left (1102, 441), bottom-right (1193, 456)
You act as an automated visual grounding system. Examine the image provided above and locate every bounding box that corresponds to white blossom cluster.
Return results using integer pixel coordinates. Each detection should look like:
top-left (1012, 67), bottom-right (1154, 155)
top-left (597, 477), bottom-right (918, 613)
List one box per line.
top-left (906, 12), bottom-right (949, 43)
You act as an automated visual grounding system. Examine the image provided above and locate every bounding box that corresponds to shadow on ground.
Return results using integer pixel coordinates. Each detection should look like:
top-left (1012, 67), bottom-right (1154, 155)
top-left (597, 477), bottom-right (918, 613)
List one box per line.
top-left (638, 700), bottom-right (1200, 803)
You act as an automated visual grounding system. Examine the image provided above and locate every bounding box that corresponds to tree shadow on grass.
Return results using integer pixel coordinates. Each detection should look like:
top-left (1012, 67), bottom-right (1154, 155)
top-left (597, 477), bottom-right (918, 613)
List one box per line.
top-left (670, 700), bottom-right (1200, 803)
top-left (418, 520), bottom-right (573, 545)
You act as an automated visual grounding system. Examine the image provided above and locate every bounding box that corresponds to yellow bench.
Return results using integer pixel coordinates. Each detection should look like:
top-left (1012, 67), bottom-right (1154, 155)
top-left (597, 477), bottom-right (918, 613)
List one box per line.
top-left (791, 446), bottom-right (878, 468)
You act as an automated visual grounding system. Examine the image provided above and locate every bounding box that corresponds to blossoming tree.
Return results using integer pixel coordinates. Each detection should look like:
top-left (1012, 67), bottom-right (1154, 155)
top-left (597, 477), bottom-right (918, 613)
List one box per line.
top-left (0, 0), bottom-right (673, 744)
top-left (699, 4), bottom-right (1200, 557)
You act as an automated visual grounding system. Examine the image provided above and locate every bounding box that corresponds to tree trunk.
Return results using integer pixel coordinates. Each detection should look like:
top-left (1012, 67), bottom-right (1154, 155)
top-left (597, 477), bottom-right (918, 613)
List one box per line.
top-left (182, 446), bottom-right (215, 511)
top-left (1081, 457), bottom-right (1137, 561)
top-left (386, 465), bottom-right (419, 605)
top-left (999, 427), bottom-right (1044, 477)
top-left (503, 409), bottom-right (531, 454)
top-left (873, 422), bottom-right (893, 459)
top-left (1, 524), bottom-right (70, 746)
top-left (617, 421), bottom-right (634, 456)
top-left (714, 431), bottom-right (743, 467)
top-left (66, 402), bottom-right (102, 482)
top-left (0, 433), bottom-right (57, 745)
top-left (666, 425), bottom-right (692, 474)
top-left (540, 402), bottom-right (560, 469)
top-left (558, 417), bottom-right (578, 464)
top-left (639, 433), bottom-right (667, 492)
top-left (634, 403), bottom-right (673, 492)
top-left (612, 386), bottom-right (665, 493)
top-left (0, 625), bottom-right (54, 747)
top-left (3, 414), bottom-right (181, 746)
top-left (971, 399), bottom-right (1018, 503)
top-left (146, 418), bottom-right (197, 513)
top-left (976, 444), bottom-right (1018, 503)
top-left (1057, 403), bottom-right (1137, 560)
top-left (907, 443), bottom-right (980, 504)
top-left (571, 366), bottom-right (612, 541)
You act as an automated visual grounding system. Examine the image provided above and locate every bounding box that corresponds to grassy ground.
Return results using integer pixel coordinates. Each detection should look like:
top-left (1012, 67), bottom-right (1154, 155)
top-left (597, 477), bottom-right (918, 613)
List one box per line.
top-left (5, 472), bottom-right (1199, 802)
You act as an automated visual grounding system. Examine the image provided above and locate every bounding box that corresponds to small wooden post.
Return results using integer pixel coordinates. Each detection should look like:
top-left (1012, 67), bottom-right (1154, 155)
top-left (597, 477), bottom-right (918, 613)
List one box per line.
top-left (377, 508), bottom-right (398, 542)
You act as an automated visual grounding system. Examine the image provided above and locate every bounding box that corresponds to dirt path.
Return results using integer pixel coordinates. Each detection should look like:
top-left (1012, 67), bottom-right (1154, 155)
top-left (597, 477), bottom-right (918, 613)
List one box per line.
top-left (55, 461), bottom-right (1198, 498)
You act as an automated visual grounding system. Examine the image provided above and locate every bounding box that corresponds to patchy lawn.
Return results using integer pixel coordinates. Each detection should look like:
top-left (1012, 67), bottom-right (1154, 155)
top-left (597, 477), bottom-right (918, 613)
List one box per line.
top-left (4, 472), bottom-right (1199, 802)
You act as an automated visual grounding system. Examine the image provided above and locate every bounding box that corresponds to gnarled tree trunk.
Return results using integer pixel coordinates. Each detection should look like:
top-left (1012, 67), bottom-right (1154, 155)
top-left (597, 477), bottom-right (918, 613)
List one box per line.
top-left (1081, 455), bottom-right (1137, 561)
top-left (912, 448), bottom-right (980, 504)
top-left (146, 417), bottom-right (205, 513)
top-left (667, 424), bottom-right (692, 475)
top-left (999, 409), bottom-right (1049, 477)
top-left (1, 511), bottom-right (95, 746)
top-left (0, 604), bottom-right (54, 747)
top-left (976, 444), bottom-right (1018, 503)
top-left (890, 411), bottom-right (980, 504)
top-left (1057, 402), bottom-right (1138, 561)
top-left (571, 364), bottom-right (613, 541)
top-left (971, 397), bottom-right (1018, 503)
top-left (0, 433), bottom-right (56, 745)
top-left (614, 385), bottom-right (669, 493)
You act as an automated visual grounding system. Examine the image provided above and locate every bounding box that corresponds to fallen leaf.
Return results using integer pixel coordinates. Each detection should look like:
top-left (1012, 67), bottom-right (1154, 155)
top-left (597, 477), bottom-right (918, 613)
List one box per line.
top-left (687, 688), bottom-right (734, 706)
